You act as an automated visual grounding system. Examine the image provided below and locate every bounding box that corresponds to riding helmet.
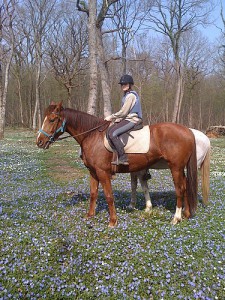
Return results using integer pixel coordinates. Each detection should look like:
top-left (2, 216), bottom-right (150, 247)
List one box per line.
top-left (118, 74), bottom-right (134, 85)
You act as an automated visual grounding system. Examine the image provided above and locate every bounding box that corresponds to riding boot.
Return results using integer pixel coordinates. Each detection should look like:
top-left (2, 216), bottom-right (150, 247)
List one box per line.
top-left (111, 137), bottom-right (129, 165)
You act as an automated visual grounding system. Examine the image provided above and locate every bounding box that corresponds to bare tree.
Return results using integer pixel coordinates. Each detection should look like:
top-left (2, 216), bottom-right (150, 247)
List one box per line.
top-left (23, 0), bottom-right (57, 130)
top-left (10, 14), bottom-right (32, 127)
top-left (110, 0), bottom-right (152, 74)
top-left (154, 38), bottom-right (174, 122)
top-left (45, 14), bottom-right (88, 107)
top-left (84, 0), bottom-right (98, 115)
top-left (77, 0), bottom-right (119, 116)
top-left (218, 1), bottom-right (225, 78)
top-left (180, 30), bottom-right (213, 127)
top-left (0, 0), bottom-right (15, 139)
top-left (145, 0), bottom-right (213, 123)
top-left (13, 13), bottom-right (36, 127)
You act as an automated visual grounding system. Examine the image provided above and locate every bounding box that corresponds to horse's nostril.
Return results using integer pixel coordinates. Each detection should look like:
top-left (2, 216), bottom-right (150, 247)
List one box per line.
top-left (37, 140), bottom-right (43, 147)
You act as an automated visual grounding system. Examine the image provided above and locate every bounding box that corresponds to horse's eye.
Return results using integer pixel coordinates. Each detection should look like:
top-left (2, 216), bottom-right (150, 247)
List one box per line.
top-left (49, 119), bottom-right (55, 123)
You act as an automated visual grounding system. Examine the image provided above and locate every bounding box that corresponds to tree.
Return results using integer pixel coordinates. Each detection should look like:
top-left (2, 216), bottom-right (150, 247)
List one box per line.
top-left (0, 0), bottom-right (15, 139)
top-left (45, 14), bottom-right (88, 107)
top-left (110, 0), bottom-right (152, 74)
top-left (24, 0), bottom-right (57, 130)
top-left (77, 0), bottom-right (119, 116)
top-left (218, 0), bottom-right (225, 79)
top-left (182, 30), bottom-right (212, 126)
top-left (145, 0), bottom-right (213, 123)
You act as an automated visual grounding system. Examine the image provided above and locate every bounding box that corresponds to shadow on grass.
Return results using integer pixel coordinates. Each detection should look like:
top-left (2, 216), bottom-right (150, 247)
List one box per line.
top-left (65, 190), bottom-right (178, 214)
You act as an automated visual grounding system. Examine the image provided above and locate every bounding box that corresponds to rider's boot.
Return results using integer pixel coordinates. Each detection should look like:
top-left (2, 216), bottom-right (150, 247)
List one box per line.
top-left (111, 137), bottom-right (129, 165)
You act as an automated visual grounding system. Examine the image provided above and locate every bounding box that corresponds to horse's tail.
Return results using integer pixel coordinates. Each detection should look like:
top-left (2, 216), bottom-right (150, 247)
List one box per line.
top-left (200, 148), bottom-right (210, 205)
top-left (186, 141), bottom-right (198, 217)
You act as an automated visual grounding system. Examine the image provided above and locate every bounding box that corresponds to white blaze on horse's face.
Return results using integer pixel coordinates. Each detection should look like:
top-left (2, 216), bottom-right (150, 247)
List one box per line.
top-left (37, 116), bottom-right (48, 140)
top-left (36, 114), bottom-right (58, 149)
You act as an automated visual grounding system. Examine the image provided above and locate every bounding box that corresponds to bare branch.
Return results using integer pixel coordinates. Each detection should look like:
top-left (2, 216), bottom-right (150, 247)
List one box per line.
top-left (76, 0), bottom-right (89, 15)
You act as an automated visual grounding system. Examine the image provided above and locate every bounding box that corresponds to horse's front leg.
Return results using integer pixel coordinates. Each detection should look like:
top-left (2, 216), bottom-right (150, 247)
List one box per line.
top-left (86, 172), bottom-right (99, 218)
top-left (128, 172), bottom-right (138, 210)
top-left (97, 171), bottom-right (117, 227)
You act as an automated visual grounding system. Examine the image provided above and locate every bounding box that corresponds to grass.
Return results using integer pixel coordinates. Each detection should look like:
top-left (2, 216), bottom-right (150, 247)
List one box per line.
top-left (0, 129), bottom-right (224, 299)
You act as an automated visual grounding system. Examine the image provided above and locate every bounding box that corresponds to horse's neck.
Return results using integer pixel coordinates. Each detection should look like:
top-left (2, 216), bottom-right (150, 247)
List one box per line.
top-left (62, 109), bottom-right (103, 144)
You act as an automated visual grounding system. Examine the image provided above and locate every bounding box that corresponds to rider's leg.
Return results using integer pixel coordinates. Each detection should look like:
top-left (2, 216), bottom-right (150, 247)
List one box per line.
top-left (108, 120), bottom-right (135, 165)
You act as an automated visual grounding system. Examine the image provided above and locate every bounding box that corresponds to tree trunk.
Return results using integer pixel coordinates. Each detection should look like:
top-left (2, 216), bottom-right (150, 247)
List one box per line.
top-left (16, 77), bottom-right (24, 125)
top-left (177, 75), bottom-right (184, 122)
top-left (87, 0), bottom-right (98, 115)
top-left (122, 44), bottom-right (127, 74)
top-left (172, 60), bottom-right (184, 123)
top-left (32, 55), bottom-right (42, 130)
top-left (0, 61), bottom-right (4, 139)
top-left (0, 0), bottom-right (14, 139)
top-left (0, 47), bottom-right (13, 139)
top-left (66, 84), bottom-right (72, 108)
top-left (96, 27), bottom-right (112, 117)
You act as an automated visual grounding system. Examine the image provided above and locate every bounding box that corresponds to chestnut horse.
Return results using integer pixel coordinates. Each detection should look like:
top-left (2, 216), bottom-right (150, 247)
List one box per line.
top-left (36, 102), bottom-right (198, 227)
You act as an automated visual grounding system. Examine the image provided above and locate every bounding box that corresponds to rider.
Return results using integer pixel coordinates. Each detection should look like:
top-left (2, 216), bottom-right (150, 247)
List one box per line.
top-left (105, 74), bottom-right (143, 165)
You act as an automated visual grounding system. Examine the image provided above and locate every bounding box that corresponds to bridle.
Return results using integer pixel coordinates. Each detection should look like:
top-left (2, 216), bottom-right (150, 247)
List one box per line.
top-left (38, 113), bottom-right (66, 143)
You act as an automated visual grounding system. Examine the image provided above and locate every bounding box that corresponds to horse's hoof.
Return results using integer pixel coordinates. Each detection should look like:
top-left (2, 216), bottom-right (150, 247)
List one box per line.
top-left (171, 217), bottom-right (182, 225)
top-left (183, 211), bottom-right (191, 219)
top-left (85, 213), bottom-right (95, 219)
top-left (144, 207), bottom-right (152, 214)
top-left (108, 219), bottom-right (118, 228)
top-left (127, 204), bottom-right (135, 211)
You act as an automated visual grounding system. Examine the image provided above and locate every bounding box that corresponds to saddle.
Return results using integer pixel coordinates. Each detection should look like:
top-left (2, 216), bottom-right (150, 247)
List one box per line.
top-left (104, 122), bottom-right (150, 154)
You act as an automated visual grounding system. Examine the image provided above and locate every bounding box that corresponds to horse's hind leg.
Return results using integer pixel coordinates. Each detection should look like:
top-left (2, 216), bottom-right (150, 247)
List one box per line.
top-left (87, 172), bottom-right (99, 218)
top-left (170, 169), bottom-right (186, 224)
top-left (128, 172), bottom-right (138, 209)
top-left (139, 172), bottom-right (152, 213)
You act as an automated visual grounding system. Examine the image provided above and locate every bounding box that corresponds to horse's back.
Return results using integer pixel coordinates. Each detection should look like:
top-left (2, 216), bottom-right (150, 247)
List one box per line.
top-left (150, 123), bottom-right (194, 151)
top-left (150, 122), bottom-right (193, 139)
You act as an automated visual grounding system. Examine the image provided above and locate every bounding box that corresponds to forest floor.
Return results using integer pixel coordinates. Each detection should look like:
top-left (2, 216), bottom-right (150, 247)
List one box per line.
top-left (0, 129), bottom-right (224, 299)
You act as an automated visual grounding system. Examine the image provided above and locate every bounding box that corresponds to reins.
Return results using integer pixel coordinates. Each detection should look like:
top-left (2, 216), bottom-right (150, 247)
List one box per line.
top-left (56, 121), bottom-right (109, 142)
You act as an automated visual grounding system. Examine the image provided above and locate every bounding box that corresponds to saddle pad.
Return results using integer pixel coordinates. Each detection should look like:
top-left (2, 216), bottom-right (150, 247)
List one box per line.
top-left (104, 125), bottom-right (150, 153)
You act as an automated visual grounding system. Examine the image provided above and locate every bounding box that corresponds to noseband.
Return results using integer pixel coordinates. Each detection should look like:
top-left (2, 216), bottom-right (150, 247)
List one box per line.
top-left (39, 118), bottom-right (66, 143)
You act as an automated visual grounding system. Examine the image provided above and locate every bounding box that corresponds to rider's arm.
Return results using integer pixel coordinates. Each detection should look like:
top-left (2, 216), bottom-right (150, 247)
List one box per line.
top-left (106, 93), bottom-right (136, 121)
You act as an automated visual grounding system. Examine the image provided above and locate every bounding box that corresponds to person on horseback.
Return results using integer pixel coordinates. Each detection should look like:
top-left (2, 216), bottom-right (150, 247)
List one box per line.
top-left (105, 74), bottom-right (143, 165)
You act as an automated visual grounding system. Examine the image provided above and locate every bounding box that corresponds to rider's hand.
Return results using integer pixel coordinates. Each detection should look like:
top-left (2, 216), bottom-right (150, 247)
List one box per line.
top-left (104, 115), bottom-right (113, 121)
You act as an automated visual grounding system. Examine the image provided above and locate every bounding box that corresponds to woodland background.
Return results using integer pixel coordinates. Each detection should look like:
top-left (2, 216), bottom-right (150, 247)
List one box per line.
top-left (0, 0), bottom-right (225, 139)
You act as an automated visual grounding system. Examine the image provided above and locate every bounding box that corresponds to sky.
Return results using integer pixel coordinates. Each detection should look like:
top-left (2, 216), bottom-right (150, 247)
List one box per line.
top-left (200, 2), bottom-right (224, 42)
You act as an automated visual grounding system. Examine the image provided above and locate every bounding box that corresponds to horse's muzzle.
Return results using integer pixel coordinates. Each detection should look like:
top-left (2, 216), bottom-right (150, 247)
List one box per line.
top-left (36, 140), bottom-right (51, 149)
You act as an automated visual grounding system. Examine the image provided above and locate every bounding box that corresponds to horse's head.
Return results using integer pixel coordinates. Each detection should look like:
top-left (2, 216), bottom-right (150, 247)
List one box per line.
top-left (36, 101), bottom-right (66, 149)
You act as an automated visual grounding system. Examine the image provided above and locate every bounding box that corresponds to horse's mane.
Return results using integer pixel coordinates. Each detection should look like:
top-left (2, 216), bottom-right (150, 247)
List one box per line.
top-left (62, 108), bottom-right (106, 133)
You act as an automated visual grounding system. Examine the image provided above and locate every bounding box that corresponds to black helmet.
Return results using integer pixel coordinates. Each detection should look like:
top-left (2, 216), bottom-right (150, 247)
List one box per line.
top-left (118, 74), bottom-right (134, 85)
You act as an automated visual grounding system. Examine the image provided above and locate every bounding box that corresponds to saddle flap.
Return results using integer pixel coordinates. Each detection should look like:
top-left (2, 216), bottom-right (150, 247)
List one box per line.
top-left (104, 125), bottom-right (150, 154)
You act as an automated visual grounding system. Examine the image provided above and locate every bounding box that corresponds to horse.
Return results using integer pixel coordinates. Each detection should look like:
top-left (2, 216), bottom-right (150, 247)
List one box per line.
top-left (36, 102), bottom-right (198, 227)
top-left (129, 129), bottom-right (210, 213)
